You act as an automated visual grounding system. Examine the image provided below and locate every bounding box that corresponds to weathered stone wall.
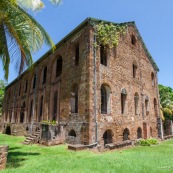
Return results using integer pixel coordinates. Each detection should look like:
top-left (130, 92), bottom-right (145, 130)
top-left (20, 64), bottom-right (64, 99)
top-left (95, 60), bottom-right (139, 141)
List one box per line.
top-left (2, 24), bottom-right (91, 144)
top-left (2, 20), bottom-right (160, 146)
top-left (88, 25), bottom-right (160, 145)
top-left (3, 123), bottom-right (41, 136)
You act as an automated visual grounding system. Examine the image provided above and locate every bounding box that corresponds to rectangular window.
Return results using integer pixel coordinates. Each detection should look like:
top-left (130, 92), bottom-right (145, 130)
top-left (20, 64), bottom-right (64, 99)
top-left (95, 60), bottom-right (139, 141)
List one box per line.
top-left (133, 64), bottom-right (137, 78)
top-left (25, 80), bottom-right (28, 93)
top-left (33, 74), bottom-right (36, 89)
top-left (43, 67), bottom-right (47, 84)
top-left (75, 45), bottom-right (79, 66)
top-left (121, 94), bottom-right (126, 114)
top-left (145, 99), bottom-right (149, 116)
top-left (56, 57), bottom-right (62, 77)
top-left (100, 45), bottom-right (107, 66)
top-left (18, 84), bottom-right (21, 96)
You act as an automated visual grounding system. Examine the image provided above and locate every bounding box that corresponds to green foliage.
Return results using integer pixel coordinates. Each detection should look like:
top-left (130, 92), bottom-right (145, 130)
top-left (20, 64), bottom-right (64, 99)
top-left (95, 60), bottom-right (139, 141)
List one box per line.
top-left (94, 22), bottom-right (127, 48)
top-left (0, 80), bottom-right (6, 115)
top-left (137, 138), bottom-right (159, 146)
top-left (0, 0), bottom-right (55, 79)
top-left (159, 84), bottom-right (173, 120)
top-left (42, 120), bottom-right (57, 125)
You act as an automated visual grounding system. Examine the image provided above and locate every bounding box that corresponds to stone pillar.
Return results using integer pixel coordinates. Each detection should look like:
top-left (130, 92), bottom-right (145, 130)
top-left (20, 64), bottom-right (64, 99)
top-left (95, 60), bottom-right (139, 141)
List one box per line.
top-left (0, 145), bottom-right (8, 170)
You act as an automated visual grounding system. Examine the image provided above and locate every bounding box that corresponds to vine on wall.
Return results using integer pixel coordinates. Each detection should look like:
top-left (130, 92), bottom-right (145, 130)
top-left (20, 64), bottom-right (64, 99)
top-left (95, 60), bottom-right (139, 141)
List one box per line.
top-left (93, 22), bottom-right (127, 48)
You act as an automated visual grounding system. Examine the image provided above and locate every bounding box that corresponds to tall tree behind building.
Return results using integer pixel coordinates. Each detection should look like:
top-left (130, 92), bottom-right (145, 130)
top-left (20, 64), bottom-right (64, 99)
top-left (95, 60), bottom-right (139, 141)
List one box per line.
top-left (0, 80), bottom-right (6, 116)
top-left (159, 84), bottom-right (173, 120)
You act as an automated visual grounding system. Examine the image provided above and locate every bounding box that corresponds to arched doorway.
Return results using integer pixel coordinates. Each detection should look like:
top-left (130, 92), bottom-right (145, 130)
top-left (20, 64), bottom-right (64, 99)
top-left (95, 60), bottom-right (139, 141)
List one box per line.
top-left (137, 127), bottom-right (142, 139)
top-left (103, 129), bottom-right (113, 145)
top-left (20, 102), bottom-right (25, 123)
top-left (123, 128), bottom-right (130, 141)
top-left (5, 126), bottom-right (11, 135)
top-left (69, 129), bottom-right (76, 137)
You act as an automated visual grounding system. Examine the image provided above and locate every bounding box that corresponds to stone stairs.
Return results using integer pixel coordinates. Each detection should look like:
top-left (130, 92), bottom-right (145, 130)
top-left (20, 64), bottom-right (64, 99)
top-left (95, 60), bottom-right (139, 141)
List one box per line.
top-left (23, 130), bottom-right (41, 145)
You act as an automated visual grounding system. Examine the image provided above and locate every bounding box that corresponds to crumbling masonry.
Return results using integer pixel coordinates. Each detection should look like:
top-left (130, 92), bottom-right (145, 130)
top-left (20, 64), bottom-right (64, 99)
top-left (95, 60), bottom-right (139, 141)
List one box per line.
top-left (1, 18), bottom-right (162, 146)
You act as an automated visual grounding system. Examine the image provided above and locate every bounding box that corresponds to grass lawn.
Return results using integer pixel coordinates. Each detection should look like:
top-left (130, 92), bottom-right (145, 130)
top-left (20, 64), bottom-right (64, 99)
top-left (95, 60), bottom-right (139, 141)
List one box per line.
top-left (0, 134), bottom-right (173, 173)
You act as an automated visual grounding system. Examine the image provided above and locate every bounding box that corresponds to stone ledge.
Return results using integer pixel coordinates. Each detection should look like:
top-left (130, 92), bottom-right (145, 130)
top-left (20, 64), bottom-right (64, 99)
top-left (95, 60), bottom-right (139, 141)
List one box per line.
top-left (164, 135), bottom-right (173, 140)
top-left (105, 140), bottom-right (132, 150)
top-left (68, 144), bottom-right (87, 151)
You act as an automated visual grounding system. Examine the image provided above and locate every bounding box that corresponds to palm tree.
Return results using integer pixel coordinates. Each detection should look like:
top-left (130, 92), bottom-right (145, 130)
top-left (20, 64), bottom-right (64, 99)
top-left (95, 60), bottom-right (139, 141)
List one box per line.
top-left (0, 0), bottom-right (61, 80)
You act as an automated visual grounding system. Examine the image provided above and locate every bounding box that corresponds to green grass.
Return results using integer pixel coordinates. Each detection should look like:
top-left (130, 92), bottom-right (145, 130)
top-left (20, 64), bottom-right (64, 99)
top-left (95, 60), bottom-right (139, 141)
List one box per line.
top-left (1, 134), bottom-right (173, 173)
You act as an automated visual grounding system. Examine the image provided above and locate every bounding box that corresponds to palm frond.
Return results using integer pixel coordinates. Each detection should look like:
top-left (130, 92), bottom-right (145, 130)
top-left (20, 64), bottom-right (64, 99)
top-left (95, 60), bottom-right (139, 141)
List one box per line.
top-left (0, 1), bottom-right (55, 78)
top-left (17, 0), bottom-right (44, 12)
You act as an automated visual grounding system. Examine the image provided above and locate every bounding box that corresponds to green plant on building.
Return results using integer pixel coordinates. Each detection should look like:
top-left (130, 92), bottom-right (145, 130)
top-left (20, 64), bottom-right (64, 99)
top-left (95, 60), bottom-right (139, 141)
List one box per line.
top-left (94, 22), bottom-right (127, 48)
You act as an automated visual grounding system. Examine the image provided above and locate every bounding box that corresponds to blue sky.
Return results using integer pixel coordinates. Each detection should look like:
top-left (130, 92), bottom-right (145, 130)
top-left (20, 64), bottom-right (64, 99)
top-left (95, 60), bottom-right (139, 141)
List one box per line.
top-left (1, 0), bottom-right (173, 88)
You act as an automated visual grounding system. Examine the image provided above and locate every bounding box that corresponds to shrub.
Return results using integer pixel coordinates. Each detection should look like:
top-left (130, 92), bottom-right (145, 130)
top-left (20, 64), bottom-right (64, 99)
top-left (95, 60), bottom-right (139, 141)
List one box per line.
top-left (137, 138), bottom-right (158, 146)
top-left (147, 138), bottom-right (159, 145)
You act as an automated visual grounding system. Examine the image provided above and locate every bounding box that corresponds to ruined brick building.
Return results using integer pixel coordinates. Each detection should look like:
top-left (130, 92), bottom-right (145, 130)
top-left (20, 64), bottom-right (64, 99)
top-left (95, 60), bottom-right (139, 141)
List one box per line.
top-left (1, 18), bottom-right (162, 146)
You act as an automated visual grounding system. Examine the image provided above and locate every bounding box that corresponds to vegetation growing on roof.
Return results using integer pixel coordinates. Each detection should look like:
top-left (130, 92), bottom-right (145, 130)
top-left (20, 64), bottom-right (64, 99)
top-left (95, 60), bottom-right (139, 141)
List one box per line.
top-left (93, 22), bottom-right (127, 48)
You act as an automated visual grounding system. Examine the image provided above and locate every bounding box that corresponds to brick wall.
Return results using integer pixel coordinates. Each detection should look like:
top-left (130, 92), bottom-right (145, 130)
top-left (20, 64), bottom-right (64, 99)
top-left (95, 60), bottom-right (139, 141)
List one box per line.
top-left (2, 20), bottom-right (160, 146)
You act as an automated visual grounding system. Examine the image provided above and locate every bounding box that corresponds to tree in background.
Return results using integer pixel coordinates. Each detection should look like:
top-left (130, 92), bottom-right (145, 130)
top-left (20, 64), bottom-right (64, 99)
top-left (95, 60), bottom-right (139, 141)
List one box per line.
top-left (159, 84), bottom-right (173, 120)
top-left (0, 80), bottom-right (6, 116)
top-left (0, 0), bottom-right (63, 80)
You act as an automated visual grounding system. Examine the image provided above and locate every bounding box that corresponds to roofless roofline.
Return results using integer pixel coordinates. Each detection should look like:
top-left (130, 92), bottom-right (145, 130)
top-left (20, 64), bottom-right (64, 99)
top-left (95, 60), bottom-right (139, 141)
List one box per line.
top-left (6, 17), bottom-right (159, 89)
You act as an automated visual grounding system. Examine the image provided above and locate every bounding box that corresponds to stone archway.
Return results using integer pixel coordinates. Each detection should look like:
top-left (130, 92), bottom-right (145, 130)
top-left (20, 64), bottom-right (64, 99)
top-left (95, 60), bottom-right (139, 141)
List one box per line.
top-left (5, 126), bottom-right (11, 135)
top-left (103, 129), bottom-right (113, 145)
top-left (137, 127), bottom-right (142, 139)
top-left (69, 129), bottom-right (76, 137)
top-left (123, 128), bottom-right (130, 141)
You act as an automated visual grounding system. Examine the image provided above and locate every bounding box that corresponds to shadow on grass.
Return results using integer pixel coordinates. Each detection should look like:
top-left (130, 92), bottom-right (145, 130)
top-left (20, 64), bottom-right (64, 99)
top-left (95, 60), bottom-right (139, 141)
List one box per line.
top-left (8, 147), bottom-right (21, 151)
top-left (7, 150), bottom-right (40, 168)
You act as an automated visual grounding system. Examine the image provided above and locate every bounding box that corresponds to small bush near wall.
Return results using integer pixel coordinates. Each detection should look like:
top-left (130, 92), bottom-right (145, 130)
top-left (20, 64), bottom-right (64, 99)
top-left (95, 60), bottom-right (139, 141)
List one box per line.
top-left (137, 138), bottom-right (159, 146)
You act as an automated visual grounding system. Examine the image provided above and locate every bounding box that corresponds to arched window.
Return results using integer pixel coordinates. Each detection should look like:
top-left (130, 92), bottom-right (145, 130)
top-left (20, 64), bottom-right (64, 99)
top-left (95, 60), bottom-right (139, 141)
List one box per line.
top-left (131, 35), bottom-right (136, 45)
top-left (101, 86), bottom-right (107, 114)
top-left (137, 127), bottom-right (142, 139)
top-left (154, 98), bottom-right (157, 117)
top-left (14, 111), bottom-right (17, 123)
top-left (18, 84), bottom-right (21, 96)
top-left (121, 88), bottom-right (127, 114)
top-left (101, 85), bottom-right (111, 114)
top-left (56, 56), bottom-right (62, 77)
top-left (151, 72), bottom-right (155, 86)
top-left (68, 129), bottom-right (76, 137)
top-left (123, 128), bottom-right (130, 141)
top-left (20, 102), bottom-right (25, 123)
top-left (39, 96), bottom-right (43, 122)
top-left (132, 61), bottom-right (137, 78)
top-left (53, 91), bottom-right (58, 121)
top-left (145, 96), bottom-right (149, 116)
top-left (70, 85), bottom-right (78, 113)
top-left (100, 45), bottom-right (107, 66)
top-left (103, 129), bottom-right (113, 145)
top-left (42, 66), bottom-right (47, 84)
top-left (29, 100), bottom-right (33, 122)
top-left (24, 80), bottom-right (28, 93)
top-left (33, 74), bottom-right (36, 89)
top-left (134, 92), bottom-right (139, 115)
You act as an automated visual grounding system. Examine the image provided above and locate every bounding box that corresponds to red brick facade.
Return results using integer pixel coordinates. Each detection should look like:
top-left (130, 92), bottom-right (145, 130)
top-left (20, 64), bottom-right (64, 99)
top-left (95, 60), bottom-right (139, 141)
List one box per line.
top-left (2, 18), bottom-right (161, 146)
